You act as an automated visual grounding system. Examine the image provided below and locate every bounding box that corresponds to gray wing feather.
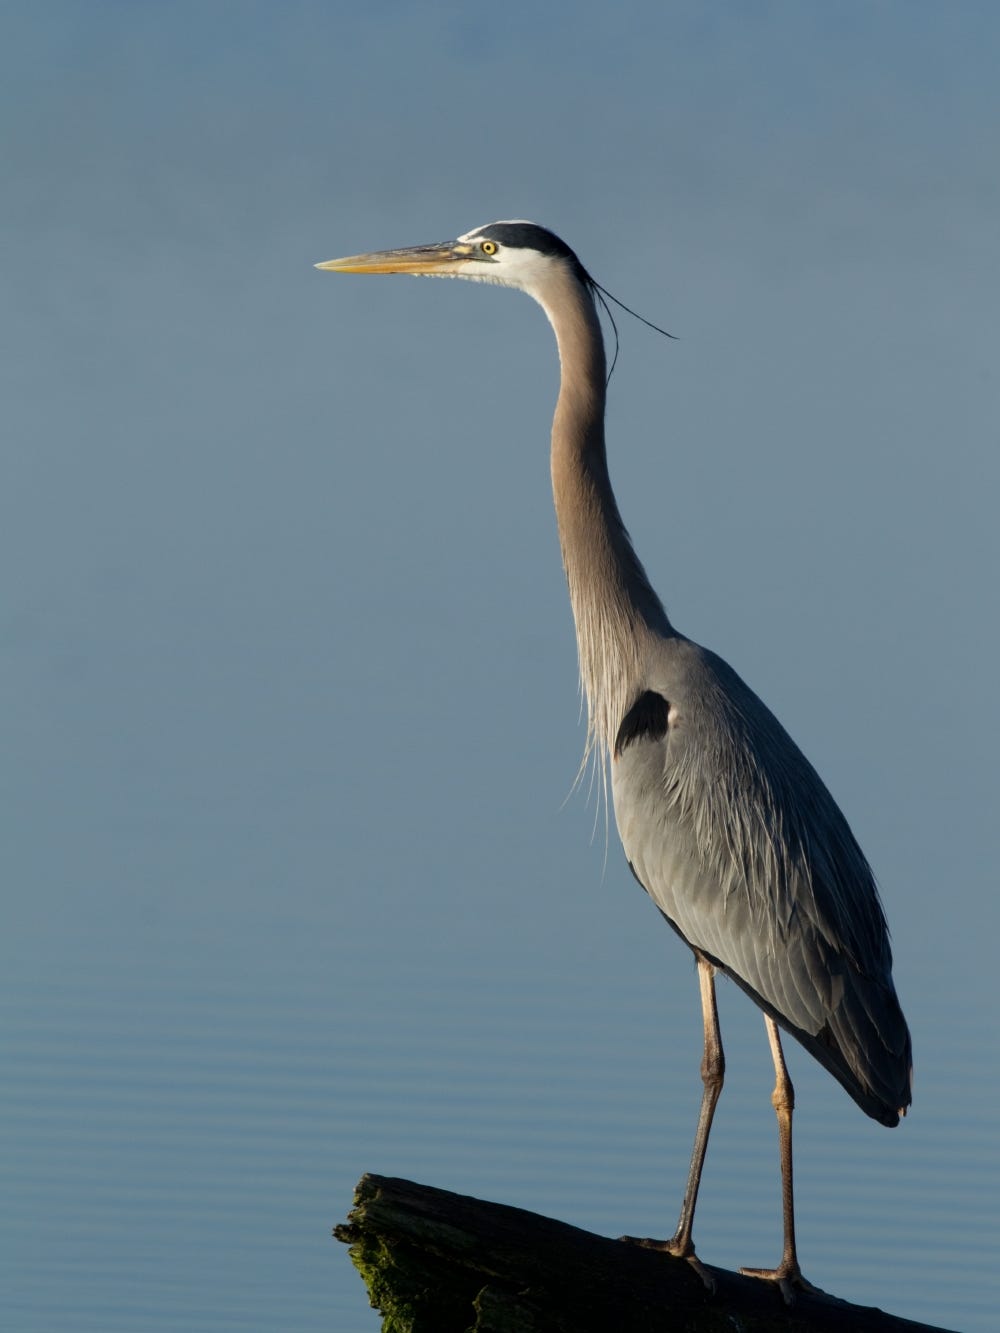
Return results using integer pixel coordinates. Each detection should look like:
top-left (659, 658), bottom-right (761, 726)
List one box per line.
top-left (612, 638), bottom-right (912, 1126)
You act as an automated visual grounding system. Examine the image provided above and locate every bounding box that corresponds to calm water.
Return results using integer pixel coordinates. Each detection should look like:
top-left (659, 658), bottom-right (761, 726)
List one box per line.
top-left (6, 3), bottom-right (1000, 1328)
top-left (3, 929), bottom-right (996, 1332)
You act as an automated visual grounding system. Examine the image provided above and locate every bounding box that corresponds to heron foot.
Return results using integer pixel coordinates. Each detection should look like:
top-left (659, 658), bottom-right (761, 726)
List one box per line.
top-left (738, 1261), bottom-right (818, 1305)
top-left (619, 1234), bottom-right (715, 1292)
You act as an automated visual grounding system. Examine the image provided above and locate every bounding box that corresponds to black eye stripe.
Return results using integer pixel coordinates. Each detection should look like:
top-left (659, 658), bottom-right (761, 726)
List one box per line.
top-left (470, 223), bottom-right (591, 285)
top-left (476, 223), bottom-right (577, 262)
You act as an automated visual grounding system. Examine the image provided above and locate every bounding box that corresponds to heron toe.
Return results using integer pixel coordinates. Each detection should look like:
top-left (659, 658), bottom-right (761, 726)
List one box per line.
top-left (739, 1260), bottom-right (819, 1305)
top-left (619, 1233), bottom-right (716, 1292)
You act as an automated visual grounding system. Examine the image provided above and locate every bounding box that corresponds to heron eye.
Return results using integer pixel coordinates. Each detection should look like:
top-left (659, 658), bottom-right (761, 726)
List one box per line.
top-left (480, 240), bottom-right (498, 256)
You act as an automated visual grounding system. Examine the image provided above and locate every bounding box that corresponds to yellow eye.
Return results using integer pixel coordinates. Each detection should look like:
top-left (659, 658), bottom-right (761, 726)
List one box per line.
top-left (480, 240), bottom-right (498, 256)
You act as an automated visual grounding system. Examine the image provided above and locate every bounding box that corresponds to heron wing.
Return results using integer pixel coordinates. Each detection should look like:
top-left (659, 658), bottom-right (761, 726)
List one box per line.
top-left (612, 640), bottom-right (912, 1123)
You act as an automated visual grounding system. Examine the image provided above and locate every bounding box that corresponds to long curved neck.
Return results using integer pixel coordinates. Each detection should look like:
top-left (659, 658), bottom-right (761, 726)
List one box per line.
top-left (537, 271), bottom-right (672, 762)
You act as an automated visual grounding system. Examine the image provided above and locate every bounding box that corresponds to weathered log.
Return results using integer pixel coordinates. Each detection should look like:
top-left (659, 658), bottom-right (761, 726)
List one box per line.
top-left (335, 1174), bottom-right (954, 1333)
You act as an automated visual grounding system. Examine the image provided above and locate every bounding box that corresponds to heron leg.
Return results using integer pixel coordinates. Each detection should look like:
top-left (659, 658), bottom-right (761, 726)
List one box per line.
top-left (620, 956), bottom-right (722, 1291)
top-left (739, 1015), bottom-right (817, 1302)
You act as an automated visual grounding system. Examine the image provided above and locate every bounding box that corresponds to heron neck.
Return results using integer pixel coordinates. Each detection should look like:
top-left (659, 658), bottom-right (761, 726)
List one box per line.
top-left (542, 279), bottom-right (671, 758)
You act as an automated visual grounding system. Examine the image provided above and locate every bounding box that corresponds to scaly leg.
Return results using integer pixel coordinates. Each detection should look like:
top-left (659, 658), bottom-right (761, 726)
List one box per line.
top-left (620, 956), bottom-right (723, 1290)
top-left (740, 1015), bottom-right (817, 1302)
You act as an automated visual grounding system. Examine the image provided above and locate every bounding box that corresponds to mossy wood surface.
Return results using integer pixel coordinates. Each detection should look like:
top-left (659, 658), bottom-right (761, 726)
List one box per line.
top-left (335, 1174), bottom-right (955, 1333)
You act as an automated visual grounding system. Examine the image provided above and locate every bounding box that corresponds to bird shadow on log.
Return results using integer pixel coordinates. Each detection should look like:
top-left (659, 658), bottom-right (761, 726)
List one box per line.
top-left (335, 1174), bottom-right (955, 1333)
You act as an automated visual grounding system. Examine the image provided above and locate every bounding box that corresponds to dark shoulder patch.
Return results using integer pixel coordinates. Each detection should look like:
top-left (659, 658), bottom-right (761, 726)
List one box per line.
top-left (614, 691), bottom-right (670, 759)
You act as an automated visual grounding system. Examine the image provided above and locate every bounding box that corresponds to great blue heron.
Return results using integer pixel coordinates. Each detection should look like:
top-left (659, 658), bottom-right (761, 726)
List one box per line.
top-left (316, 221), bottom-right (912, 1297)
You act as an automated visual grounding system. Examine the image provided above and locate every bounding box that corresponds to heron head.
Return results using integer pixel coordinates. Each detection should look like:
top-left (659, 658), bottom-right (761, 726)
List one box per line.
top-left (315, 220), bottom-right (590, 294)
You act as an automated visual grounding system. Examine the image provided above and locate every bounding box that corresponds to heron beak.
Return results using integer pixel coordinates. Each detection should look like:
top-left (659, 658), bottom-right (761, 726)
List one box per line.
top-left (314, 241), bottom-right (473, 276)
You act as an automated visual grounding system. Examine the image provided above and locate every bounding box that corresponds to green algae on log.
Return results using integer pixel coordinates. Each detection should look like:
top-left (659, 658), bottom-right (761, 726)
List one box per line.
top-left (335, 1174), bottom-right (956, 1333)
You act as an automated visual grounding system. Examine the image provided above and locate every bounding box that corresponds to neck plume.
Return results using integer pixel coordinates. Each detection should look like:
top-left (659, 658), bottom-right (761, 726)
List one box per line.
top-left (537, 268), bottom-right (672, 768)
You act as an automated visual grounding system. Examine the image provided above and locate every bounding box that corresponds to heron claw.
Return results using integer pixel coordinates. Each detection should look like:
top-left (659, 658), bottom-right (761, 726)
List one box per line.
top-left (619, 1234), bottom-right (716, 1293)
top-left (739, 1262), bottom-right (819, 1305)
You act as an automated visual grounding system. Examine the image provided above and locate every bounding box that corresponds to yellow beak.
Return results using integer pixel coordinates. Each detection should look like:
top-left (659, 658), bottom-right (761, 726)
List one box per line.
top-left (314, 241), bottom-right (473, 275)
